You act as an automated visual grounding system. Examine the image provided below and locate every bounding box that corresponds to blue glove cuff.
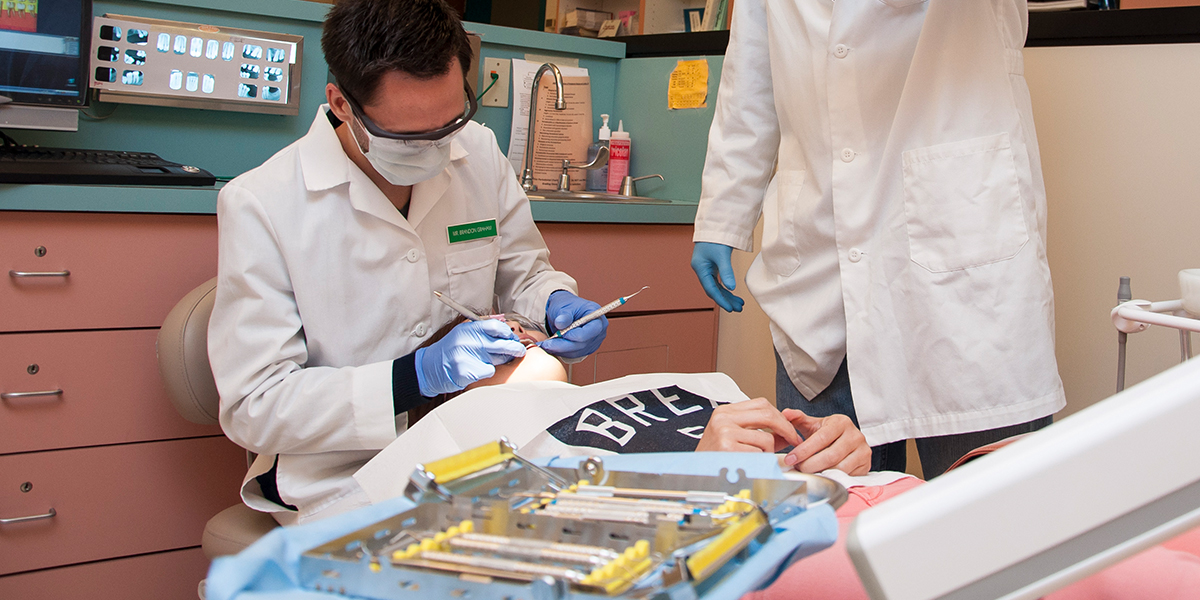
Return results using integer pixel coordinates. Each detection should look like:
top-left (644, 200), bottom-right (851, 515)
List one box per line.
top-left (414, 347), bottom-right (434, 397)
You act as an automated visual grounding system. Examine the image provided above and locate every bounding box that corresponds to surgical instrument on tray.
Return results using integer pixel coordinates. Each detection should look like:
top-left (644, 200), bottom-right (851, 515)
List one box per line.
top-left (543, 286), bottom-right (648, 342)
top-left (301, 442), bottom-right (841, 599)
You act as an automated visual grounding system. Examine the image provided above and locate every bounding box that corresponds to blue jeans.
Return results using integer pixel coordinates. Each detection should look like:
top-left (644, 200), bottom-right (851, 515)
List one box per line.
top-left (775, 353), bottom-right (1052, 478)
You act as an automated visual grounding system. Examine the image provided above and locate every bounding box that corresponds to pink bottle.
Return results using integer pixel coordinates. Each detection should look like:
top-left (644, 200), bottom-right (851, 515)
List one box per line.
top-left (606, 120), bottom-right (631, 194)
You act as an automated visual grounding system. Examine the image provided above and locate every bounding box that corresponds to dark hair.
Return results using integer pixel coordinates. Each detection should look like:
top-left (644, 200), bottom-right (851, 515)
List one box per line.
top-left (322, 0), bottom-right (473, 106)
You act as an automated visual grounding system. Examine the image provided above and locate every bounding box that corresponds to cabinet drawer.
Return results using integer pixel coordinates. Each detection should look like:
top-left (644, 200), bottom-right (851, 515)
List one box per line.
top-left (0, 329), bottom-right (222, 454)
top-left (540, 223), bottom-right (714, 314)
top-left (0, 436), bottom-right (246, 575)
top-left (568, 310), bottom-right (718, 385)
top-left (0, 212), bottom-right (217, 332)
top-left (0, 546), bottom-right (209, 600)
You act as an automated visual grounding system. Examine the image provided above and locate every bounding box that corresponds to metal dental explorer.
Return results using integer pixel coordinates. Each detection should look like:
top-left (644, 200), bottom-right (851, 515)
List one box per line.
top-left (433, 291), bottom-right (486, 321)
top-left (543, 286), bottom-right (649, 342)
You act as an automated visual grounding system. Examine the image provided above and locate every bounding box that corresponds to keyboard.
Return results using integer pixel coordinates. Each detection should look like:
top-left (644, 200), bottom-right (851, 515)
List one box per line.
top-left (0, 145), bottom-right (216, 186)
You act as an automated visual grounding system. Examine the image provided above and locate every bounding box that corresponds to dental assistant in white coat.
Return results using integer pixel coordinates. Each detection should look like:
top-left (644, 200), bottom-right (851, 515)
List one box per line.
top-left (691, 0), bottom-right (1065, 477)
top-left (208, 0), bottom-right (607, 523)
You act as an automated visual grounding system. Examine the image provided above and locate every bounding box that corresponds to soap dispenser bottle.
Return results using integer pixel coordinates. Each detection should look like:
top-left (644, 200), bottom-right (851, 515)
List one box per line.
top-left (586, 114), bottom-right (611, 192)
top-left (606, 120), bottom-right (631, 194)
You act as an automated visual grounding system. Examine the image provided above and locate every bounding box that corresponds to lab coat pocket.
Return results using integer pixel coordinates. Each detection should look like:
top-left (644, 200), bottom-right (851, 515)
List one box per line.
top-left (902, 133), bottom-right (1029, 273)
top-left (760, 170), bottom-right (807, 277)
top-left (445, 237), bottom-right (501, 302)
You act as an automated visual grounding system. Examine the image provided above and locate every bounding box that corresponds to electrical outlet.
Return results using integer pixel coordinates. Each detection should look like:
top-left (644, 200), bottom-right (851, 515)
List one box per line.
top-left (480, 57), bottom-right (510, 108)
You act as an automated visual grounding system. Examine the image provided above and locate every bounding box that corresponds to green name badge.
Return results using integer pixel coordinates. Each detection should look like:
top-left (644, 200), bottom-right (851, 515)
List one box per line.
top-left (447, 219), bottom-right (498, 244)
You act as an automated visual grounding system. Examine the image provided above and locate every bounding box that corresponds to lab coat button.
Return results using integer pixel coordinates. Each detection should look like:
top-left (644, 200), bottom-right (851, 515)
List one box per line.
top-left (849, 248), bottom-right (863, 263)
top-left (833, 44), bottom-right (850, 59)
top-left (406, 249), bottom-right (420, 262)
top-left (414, 323), bottom-right (428, 337)
top-left (841, 148), bottom-right (856, 162)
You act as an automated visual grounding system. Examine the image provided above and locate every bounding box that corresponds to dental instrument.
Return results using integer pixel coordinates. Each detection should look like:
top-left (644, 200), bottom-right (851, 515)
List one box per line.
top-left (301, 445), bottom-right (831, 599)
top-left (544, 286), bottom-right (648, 342)
top-left (433, 291), bottom-right (485, 322)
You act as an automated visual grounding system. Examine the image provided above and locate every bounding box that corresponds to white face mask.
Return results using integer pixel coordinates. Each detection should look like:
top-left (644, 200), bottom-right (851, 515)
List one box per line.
top-left (348, 115), bottom-right (456, 186)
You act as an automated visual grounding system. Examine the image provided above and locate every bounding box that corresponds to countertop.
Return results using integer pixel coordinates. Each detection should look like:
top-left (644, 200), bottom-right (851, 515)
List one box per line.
top-left (0, 184), bottom-right (700, 224)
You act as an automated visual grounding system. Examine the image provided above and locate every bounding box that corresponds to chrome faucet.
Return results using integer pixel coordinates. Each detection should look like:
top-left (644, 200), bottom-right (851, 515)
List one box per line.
top-left (520, 63), bottom-right (565, 192)
top-left (557, 146), bottom-right (609, 192)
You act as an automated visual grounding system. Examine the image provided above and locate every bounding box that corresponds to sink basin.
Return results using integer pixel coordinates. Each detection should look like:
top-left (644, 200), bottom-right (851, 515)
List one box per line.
top-left (526, 190), bottom-right (671, 204)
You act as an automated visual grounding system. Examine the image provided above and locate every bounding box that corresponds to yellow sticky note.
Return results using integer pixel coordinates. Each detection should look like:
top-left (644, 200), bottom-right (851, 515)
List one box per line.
top-left (668, 59), bottom-right (708, 110)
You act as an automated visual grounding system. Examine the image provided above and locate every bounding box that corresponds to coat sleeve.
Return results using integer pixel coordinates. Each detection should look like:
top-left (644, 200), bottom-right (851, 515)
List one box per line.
top-left (209, 183), bottom-right (399, 456)
top-left (486, 131), bottom-right (578, 324)
top-left (693, 0), bottom-right (780, 253)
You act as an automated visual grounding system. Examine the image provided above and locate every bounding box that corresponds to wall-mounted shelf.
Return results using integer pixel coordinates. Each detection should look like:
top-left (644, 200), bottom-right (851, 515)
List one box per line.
top-left (613, 7), bottom-right (1200, 58)
top-left (546, 0), bottom-right (722, 37)
top-left (1027, 6), bottom-right (1200, 45)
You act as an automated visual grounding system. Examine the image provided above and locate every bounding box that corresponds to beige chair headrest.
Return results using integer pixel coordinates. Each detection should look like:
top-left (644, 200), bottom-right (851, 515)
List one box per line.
top-left (157, 277), bottom-right (220, 425)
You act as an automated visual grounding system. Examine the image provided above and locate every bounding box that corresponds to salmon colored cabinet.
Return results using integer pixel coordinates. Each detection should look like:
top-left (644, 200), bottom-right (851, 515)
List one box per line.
top-left (540, 223), bottom-right (714, 315)
top-left (0, 212), bottom-right (714, 595)
top-left (0, 547), bottom-right (210, 600)
top-left (567, 311), bottom-right (719, 385)
top-left (0, 211), bottom-right (242, 597)
top-left (0, 212), bottom-right (218, 332)
top-left (0, 438), bottom-right (245, 575)
top-left (0, 329), bottom-right (222, 454)
top-left (540, 222), bottom-right (719, 380)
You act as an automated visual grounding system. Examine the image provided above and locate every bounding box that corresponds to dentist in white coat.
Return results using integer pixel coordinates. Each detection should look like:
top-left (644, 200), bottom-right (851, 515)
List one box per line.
top-left (208, 0), bottom-right (607, 523)
top-left (691, 0), bottom-right (1065, 477)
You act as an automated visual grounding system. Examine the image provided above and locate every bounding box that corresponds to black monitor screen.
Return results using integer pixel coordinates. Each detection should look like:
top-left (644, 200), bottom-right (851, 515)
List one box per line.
top-left (0, 0), bottom-right (91, 107)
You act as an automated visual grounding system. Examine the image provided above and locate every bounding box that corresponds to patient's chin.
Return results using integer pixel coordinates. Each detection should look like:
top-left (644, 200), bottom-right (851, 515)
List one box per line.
top-left (467, 346), bottom-right (568, 390)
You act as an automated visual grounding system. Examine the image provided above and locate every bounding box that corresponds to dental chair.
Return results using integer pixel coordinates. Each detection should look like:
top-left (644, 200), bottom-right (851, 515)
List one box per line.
top-left (156, 278), bottom-right (279, 559)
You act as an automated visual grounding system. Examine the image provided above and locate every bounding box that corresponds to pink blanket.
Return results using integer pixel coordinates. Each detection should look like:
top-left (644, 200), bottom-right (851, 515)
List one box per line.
top-left (748, 477), bottom-right (1200, 599)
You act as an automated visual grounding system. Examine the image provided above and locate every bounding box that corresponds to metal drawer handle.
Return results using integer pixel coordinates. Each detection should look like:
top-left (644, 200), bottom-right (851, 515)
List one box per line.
top-left (0, 508), bottom-right (56, 524)
top-left (1, 389), bottom-right (64, 400)
top-left (8, 270), bottom-right (71, 278)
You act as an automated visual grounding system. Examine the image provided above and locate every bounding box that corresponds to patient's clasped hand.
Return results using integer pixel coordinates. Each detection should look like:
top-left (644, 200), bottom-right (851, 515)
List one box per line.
top-left (696, 398), bottom-right (870, 476)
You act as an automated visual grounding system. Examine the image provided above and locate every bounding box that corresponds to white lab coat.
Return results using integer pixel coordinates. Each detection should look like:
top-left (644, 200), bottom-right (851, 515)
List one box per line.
top-left (694, 0), bottom-right (1065, 445)
top-left (209, 108), bottom-right (576, 523)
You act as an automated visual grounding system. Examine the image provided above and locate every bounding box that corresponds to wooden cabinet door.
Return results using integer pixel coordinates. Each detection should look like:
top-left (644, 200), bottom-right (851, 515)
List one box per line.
top-left (567, 310), bottom-right (718, 385)
top-left (540, 223), bottom-right (715, 315)
top-left (0, 329), bottom-right (222, 454)
top-left (0, 547), bottom-right (209, 600)
top-left (0, 212), bottom-right (217, 332)
top-left (0, 436), bottom-right (245, 575)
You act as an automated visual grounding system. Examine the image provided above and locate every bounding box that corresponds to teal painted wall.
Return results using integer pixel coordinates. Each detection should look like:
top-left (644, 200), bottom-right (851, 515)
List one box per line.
top-left (466, 22), bottom-right (621, 159)
top-left (6, 9), bottom-right (627, 183)
top-left (5, 3), bottom-right (719, 206)
top-left (611, 56), bottom-right (724, 203)
top-left (468, 35), bottom-right (723, 204)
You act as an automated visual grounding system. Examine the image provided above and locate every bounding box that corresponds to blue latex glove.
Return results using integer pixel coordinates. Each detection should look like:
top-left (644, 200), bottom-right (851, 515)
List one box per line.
top-left (541, 290), bottom-right (607, 359)
top-left (415, 319), bottom-right (526, 396)
top-left (691, 242), bottom-right (745, 312)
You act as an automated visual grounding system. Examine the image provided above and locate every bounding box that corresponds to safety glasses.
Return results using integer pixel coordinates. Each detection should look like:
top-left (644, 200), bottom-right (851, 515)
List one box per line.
top-left (340, 81), bottom-right (478, 141)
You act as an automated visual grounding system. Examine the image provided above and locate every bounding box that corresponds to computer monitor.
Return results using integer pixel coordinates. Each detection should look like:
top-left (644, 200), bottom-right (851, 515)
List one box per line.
top-left (0, 0), bottom-right (92, 131)
top-left (847, 356), bottom-right (1200, 600)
